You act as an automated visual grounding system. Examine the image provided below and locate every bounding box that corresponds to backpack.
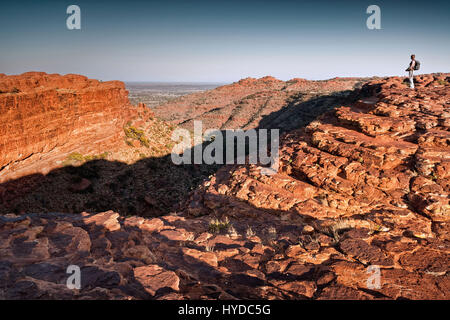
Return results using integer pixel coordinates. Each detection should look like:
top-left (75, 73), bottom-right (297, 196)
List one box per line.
top-left (414, 60), bottom-right (420, 70)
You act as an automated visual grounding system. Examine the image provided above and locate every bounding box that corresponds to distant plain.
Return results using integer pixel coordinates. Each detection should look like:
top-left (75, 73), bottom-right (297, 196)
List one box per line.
top-left (126, 82), bottom-right (225, 107)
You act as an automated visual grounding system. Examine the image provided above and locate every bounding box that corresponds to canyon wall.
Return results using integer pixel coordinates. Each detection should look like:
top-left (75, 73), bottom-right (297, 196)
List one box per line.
top-left (0, 72), bottom-right (138, 182)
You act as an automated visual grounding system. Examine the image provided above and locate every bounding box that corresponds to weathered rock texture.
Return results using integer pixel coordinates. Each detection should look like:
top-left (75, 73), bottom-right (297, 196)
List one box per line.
top-left (0, 73), bottom-right (449, 299)
top-left (0, 72), bottom-right (144, 183)
top-left (182, 73), bottom-right (450, 299)
top-left (153, 76), bottom-right (374, 132)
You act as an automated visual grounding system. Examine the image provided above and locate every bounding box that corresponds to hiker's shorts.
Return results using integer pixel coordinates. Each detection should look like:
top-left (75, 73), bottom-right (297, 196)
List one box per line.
top-left (409, 70), bottom-right (414, 89)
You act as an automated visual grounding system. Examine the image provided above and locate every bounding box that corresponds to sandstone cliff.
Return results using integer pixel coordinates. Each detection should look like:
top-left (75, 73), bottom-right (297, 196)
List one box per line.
top-left (0, 72), bottom-right (143, 183)
top-left (0, 73), bottom-right (448, 299)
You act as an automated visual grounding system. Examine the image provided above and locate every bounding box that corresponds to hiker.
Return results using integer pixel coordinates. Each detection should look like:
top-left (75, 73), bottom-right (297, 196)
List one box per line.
top-left (406, 54), bottom-right (420, 89)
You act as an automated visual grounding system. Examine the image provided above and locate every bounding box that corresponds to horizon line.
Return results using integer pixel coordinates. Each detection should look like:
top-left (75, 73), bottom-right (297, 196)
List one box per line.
top-left (3, 71), bottom-right (449, 85)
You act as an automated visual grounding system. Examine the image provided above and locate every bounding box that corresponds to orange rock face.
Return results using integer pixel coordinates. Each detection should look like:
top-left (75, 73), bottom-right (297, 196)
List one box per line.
top-left (0, 72), bottom-right (138, 183)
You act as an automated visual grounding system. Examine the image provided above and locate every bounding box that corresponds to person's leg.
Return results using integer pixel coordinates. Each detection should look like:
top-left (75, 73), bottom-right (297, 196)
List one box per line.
top-left (409, 70), bottom-right (414, 89)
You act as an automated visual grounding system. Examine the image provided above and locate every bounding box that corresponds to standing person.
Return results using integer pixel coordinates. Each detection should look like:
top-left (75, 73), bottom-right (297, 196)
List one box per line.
top-left (406, 54), bottom-right (418, 89)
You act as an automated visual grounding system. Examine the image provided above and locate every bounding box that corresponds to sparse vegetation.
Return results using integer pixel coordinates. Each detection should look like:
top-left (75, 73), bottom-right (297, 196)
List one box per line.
top-left (245, 226), bottom-right (256, 238)
top-left (124, 125), bottom-right (150, 148)
top-left (139, 135), bottom-right (150, 148)
top-left (265, 226), bottom-right (277, 243)
top-left (268, 226), bottom-right (277, 236)
top-left (67, 152), bottom-right (85, 162)
top-left (64, 151), bottom-right (109, 165)
top-left (84, 152), bottom-right (109, 162)
top-left (208, 217), bottom-right (230, 233)
top-left (227, 225), bottom-right (239, 238)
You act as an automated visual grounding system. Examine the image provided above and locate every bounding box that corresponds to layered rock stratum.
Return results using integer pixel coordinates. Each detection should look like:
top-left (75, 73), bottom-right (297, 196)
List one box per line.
top-left (0, 72), bottom-right (156, 183)
top-left (0, 72), bottom-right (449, 299)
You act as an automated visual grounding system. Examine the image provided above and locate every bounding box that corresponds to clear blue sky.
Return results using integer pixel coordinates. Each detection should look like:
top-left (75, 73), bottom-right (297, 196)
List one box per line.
top-left (0, 0), bottom-right (448, 82)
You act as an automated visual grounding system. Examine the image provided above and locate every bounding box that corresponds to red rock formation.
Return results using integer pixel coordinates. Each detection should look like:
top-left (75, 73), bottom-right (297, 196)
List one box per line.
top-left (0, 72), bottom-right (140, 183)
top-left (0, 73), bottom-right (448, 300)
top-left (179, 73), bottom-right (450, 299)
top-left (153, 76), bottom-right (375, 132)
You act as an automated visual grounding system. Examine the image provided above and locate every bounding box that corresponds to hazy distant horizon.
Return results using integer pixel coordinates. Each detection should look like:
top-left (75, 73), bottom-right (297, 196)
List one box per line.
top-left (125, 81), bottom-right (227, 85)
top-left (126, 81), bottom-right (224, 107)
top-left (2, 71), bottom-right (449, 85)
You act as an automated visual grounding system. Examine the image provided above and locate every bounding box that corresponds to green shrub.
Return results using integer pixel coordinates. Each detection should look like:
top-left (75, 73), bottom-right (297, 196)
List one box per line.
top-left (100, 152), bottom-right (109, 159)
top-left (208, 217), bottom-right (230, 233)
top-left (124, 126), bottom-right (144, 140)
top-left (67, 152), bottom-right (85, 162)
top-left (139, 135), bottom-right (150, 148)
top-left (66, 151), bottom-right (109, 163)
top-left (124, 125), bottom-right (150, 148)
